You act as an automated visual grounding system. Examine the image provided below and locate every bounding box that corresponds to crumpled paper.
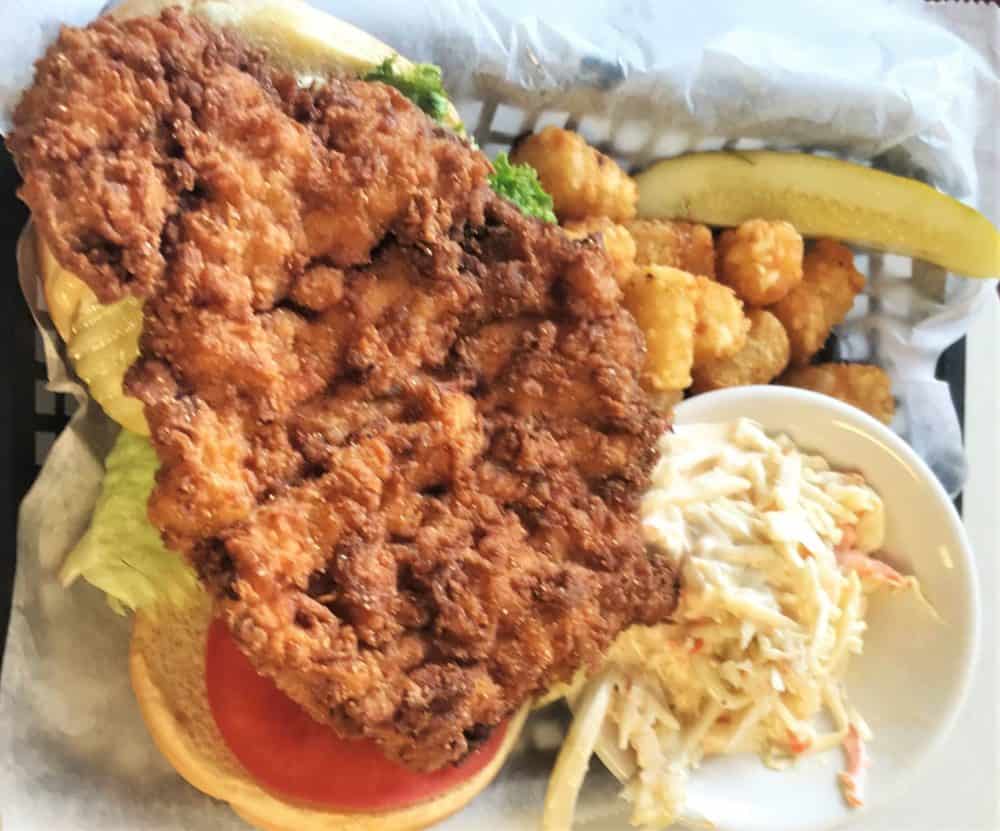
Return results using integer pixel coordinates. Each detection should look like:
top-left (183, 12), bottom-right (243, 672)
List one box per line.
top-left (1, 2), bottom-right (996, 830)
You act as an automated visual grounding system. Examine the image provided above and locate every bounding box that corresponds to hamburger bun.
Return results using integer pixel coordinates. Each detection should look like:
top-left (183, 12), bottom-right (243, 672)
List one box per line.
top-left (37, 8), bottom-right (526, 825)
top-left (110, 0), bottom-right (418, 82)
top-left (130, 592), bottom-right (528, 831)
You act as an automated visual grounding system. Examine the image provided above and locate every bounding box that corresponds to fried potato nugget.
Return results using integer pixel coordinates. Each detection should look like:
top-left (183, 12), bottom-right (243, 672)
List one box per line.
top-left (691, 275), bottom-right (749, 364)
top-left (771, 239), bottom-right (866, 367)
top-left (623, 266), bottom-right (696, 391)
top-left (648, 389), bottom-right (685, 415)
top-left (771, 289), bottom-right (826, 368)
top-left (717, 219), bottom-right (804, 305)
top-left (626, 219), bottom-right (716, 277)
top-left (691, 309), bottom-right (790, 392)
top-left (510, 126), bottom-right (637, 222)
top-left (781, 363), bottom-right (894, 424)
top-left (564, 217), bottom-right (636, 286)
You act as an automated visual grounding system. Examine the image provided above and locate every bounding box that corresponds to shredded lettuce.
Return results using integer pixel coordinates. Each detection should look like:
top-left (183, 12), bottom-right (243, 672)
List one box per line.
top-left (488, 153), bottom-right (557, 223)
top-left (59, 430), bottom-right (198, 615)
top-left (364, 57), bottom-right (457, 127)
top-left (361, 61), bottom-right (556, 224)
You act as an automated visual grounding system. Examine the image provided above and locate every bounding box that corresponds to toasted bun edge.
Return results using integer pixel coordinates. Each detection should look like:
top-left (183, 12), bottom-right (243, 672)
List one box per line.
top-left (130, 593), bottom-right (528, 831)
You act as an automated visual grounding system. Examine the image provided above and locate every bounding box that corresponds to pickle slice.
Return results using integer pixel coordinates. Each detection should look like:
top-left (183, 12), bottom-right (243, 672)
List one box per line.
top-left (68, 292), bottom-right (149, 435)
top-left (635, 151), bottom-right (1000, 278)
top-left (38, 238), bottom-right (95, 343)
top-left (39, 239), bottom-right (149, 434)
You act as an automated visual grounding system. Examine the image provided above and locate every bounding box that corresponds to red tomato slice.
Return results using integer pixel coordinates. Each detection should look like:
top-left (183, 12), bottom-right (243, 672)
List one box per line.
top-left (205, 618), bottom-right (507, 812)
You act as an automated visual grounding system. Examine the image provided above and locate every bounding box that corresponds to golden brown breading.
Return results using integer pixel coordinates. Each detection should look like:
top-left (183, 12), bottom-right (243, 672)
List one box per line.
top-left (771, 239), bottom-right (866, 367)
top-left (691, 275), bottom-right (749, 365)
top-left (769, 290), bottom-right (827, 368)
top-left (691, 309), bottom-right (790, 392)
top-left (12, 11), bottom-right (677, 773)
top-left (623, 266), bottom-right (696, 392)
top-left (626, 219), bottom-right (716, 277)
top-left (781, 363), bottom-right (895, 424)
top-left (716, 219), bottom-right (804, 305)
top-left (563, 217), bottom-right (636, 286)
top-left (11, 18), bottom-right (484, 305)
top-left (510, 127), bottom-right (637, 222)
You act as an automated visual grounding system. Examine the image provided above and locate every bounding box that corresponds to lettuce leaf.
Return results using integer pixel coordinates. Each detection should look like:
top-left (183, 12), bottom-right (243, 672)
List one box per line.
top-left (364, 57), bottom-right (456, 127)
top-left (59, 430), bottom-right (199, 615)
top-left (361, 61), bottom-right (558, 225)
top-left (488, 153), bottom-right (557, 223)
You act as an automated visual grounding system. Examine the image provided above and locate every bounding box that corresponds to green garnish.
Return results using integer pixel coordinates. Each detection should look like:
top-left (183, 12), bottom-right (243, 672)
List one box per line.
top-left (364, 60), bottom-right (555, 220)
top-left (488, 153), bottom-right (557, 223)
top-left (364, 57), bottom-right (454, 125)
top-left (59, 430), bottom-right (198, 615)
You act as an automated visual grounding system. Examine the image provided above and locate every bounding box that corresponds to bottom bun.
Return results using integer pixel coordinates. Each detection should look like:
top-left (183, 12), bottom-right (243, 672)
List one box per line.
top-left (130, 593), bottom-right (527, 831)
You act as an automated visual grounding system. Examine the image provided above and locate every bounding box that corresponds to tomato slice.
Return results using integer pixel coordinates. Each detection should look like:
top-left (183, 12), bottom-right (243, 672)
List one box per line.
top-left (205, 618), bottom-right (507, 812)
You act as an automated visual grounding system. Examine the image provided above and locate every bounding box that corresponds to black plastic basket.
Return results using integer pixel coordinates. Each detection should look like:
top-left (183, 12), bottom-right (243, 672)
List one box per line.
top-left (2, 145), bottom-right (35, 674)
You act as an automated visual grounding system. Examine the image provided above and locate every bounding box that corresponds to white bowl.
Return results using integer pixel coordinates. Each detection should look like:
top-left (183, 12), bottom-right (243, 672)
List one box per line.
top-left (665, 386), bottom-right (980, 831)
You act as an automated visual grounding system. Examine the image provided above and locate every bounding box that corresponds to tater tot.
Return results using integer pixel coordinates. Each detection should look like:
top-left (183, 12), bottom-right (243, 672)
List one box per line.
top-left (768, 288), bottom-right (827, 368)
top-left (563, 217), bottom-right (636, 286)
top-left (716, 219), bottom-right (804, 305)
top-left (623, 266), bottom-right (696, 391)
top-left (510, 127), bottom-right (637, 221)
top-left (781, 363), bottom-right (894, 424)
top-left (691, 309), bottom-right (790, 393)
top-left (626, 219), bottom-right (716, 277)
top-left (691, 275), bottom-right (749, 364)
top-left (648, 389), bottom-right (685, 416)
top-left (771, 239), bottom-right (866, 367)
top-left (808, 238), bottom-right (866, 329)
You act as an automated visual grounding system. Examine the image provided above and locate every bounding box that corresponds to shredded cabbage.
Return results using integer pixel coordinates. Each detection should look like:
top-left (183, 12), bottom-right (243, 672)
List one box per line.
top-left (59, 430), bottom-right (198, 615)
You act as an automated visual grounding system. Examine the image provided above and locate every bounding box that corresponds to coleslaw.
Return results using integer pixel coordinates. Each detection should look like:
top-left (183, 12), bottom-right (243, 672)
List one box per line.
top-left (543, 418), bottom-right (933, 830)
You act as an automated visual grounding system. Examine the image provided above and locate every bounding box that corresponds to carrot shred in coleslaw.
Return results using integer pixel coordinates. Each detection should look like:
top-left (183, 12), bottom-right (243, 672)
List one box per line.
top-left (838, 550), bottom-right (907, 586)
top-left (839, 724), bottom-right (871, 808)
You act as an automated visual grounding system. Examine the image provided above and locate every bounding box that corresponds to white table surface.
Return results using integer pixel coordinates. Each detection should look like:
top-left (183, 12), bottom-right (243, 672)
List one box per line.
top-left (870, 6), bottom-right (1000, 829)
top-left (847, 293), bottom-right (999, 831)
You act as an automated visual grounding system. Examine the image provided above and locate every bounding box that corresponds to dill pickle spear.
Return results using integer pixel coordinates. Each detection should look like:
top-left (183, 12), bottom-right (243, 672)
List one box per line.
top-left (635, 151), bottom-right (1000, 278)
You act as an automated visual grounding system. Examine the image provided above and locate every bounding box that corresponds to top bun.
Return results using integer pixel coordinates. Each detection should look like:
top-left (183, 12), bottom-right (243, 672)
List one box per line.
top-left (111, 0), bottom-right (399, 78)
